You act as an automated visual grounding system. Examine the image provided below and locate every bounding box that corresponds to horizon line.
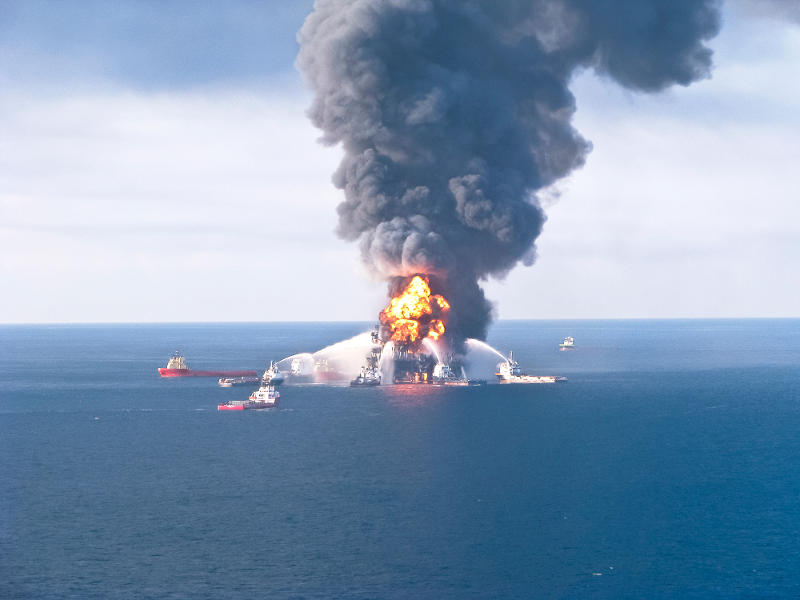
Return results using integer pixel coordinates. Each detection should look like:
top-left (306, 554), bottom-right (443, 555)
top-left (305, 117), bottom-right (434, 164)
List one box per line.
top-left (2, 316), bottom-right (799, 326)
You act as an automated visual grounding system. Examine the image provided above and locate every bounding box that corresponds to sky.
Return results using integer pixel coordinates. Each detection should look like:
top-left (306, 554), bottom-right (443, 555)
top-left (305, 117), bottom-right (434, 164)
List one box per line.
top-left (1, 0), bottom-right (798, 323)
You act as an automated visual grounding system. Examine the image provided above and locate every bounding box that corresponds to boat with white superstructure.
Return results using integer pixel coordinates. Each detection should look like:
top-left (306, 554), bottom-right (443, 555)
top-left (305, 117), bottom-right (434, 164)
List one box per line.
top-left (496, 352), bottom-right (567, 384)
top-left (217, 384), bottom-right (280, 410)
top-left (559, 337), bottom-right (575, 351)
top-left (261, 361), bottom-right (285, 386)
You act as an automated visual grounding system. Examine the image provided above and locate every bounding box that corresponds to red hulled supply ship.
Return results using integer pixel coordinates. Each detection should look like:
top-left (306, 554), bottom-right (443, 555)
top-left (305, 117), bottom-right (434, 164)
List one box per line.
top-left (157, 351), bottom-right (258, 378)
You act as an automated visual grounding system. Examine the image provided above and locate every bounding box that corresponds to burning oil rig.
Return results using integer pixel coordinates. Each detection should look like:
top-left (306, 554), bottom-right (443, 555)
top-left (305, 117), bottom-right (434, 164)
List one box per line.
top-left (357, 274), bottom-right (483, 385)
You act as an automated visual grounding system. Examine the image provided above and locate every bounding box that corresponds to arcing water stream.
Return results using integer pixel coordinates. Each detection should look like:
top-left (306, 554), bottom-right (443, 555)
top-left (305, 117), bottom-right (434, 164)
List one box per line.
top-left (273, 333), bottom-right (510, 384)
top-left (465, 338), bottom-right (508, 362)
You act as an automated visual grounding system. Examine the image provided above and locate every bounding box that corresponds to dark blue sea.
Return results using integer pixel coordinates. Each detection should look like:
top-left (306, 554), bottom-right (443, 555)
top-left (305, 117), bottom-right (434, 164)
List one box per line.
top-left (2, 320), bottom-right (800, 599)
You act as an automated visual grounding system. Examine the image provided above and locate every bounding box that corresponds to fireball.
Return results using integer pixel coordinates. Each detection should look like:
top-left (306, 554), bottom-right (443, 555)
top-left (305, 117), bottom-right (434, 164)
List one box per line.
top-left (380, 275), bottom-right (450, 347)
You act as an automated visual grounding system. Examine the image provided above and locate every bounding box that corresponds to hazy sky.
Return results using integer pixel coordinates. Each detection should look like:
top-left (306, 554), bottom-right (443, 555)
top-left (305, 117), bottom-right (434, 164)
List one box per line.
top-left (1, 0), bottom-right (798, 323)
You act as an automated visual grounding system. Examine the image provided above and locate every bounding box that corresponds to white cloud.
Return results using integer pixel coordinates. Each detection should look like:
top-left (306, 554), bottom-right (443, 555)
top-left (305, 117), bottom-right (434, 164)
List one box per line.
top-left (0, 86), bottom-right (387, 322)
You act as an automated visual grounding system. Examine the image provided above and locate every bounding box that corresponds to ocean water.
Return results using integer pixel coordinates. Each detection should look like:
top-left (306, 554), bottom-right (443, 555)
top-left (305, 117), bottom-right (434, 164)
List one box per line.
top-left (2, 320), bottom-right (800, 599)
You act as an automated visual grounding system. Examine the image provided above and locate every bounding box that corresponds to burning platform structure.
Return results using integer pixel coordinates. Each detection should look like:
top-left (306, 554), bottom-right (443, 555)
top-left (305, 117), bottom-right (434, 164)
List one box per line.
top-left (366, 274), bottom-right (487, 385)
top-left (385, 340), bottom-right (436, 384)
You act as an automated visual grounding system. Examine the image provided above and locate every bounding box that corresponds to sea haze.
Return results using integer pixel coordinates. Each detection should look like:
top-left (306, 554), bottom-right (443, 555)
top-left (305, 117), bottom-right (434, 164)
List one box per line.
top-left (2, 320), bottom-right (800, 599)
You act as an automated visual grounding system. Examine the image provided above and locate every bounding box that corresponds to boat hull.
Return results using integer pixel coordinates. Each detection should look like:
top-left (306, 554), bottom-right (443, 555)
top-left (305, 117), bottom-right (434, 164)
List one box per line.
top-left (350, 379), bottom-right (381, 387)
top-left (159, 368), bottom-right (258, 378)
top-left (218, 401), bottom-right (277, 411)
top-left (217, 403), bottom-right (245, 410)
top-left (218, 376), bottom-right (261, 387)
top-left (497, 375), bottom-right (568, 384)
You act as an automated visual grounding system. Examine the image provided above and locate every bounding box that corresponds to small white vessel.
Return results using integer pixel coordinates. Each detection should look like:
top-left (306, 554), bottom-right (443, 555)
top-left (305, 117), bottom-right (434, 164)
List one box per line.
top-left (350, 365), bottom-right (381, 386)
top-left (261, 360), bottom-right (285, 386)
top-left (248, 385), bottom-right (280, 407)
top-left (350, 347), bottom-right (382, 386)
top-left (431, 362), bottom-right (472, 385)
top-left (559, 336), bottom-right (575, 351)
top-left (218, 385), bottom-right (280, 410)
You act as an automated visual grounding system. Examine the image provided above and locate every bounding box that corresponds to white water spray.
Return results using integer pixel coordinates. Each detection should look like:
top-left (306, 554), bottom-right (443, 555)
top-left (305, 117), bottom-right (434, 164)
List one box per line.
top-left (274, 332), bottom-right (375, 382)
top-left (465, 338), bottom-right (507, 362)
top-left (379, 340), bottom-right (395, 384)
top-left (276, 352), bottom-right (314, 369)
top-left (312, 331), bottom-right (373, 359)
top-left (422, 337), bottom-right (443, 364)
top-left (462, 338), bottom-right (510, 380)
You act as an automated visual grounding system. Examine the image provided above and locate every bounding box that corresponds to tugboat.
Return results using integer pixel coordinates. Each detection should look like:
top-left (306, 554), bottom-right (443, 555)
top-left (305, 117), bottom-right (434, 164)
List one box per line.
top-left (158, 351), bottom-right (258, 378)
top-left (496, 351), bottom-right (567, 384)
top-left (261, 361), bottom-right (285, 386)
top-left (350, 346), bottom-right (382, 387)
top-left (559, 336), bottom-right (576, 351)
top-left (218, 385), bottom-right (280, 410)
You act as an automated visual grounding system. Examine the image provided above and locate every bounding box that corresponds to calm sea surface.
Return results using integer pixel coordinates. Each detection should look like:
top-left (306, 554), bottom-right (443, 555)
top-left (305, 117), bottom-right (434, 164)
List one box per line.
top-left (2, 320), bottom-right (800, 599)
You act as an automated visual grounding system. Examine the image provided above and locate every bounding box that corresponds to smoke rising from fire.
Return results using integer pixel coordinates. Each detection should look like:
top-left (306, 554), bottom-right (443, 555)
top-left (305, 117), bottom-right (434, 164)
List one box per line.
top-left (297, 0), bottom-right (721, 343)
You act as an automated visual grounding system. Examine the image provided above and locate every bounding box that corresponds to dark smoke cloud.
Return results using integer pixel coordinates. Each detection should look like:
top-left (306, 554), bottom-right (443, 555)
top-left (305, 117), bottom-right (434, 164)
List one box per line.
top-left (297, 0), bottom-right (721, 342)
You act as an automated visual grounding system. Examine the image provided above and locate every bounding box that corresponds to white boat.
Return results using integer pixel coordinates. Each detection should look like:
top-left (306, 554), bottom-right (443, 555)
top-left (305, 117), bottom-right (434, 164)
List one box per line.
top-left (248, 385), bottom-right (280, 406)
top-left (431, 362), bottom-right (473, 385)
top-left (350, 365), bottom-right (381, 386)
top-left (559, 336), bottom-right (575, 351)
top-left (496, 351), bottom-right (567, 384)
top-left (218, 384), bottom-right (280, 410)
top-left (351, 346), bottom-right (382, 386)
top-left (261, 360), bottom-right (285, 386)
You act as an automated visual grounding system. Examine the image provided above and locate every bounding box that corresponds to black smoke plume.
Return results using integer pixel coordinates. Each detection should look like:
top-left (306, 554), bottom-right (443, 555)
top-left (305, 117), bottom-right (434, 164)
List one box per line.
top-left (297, 0), bottom-right (721, 343)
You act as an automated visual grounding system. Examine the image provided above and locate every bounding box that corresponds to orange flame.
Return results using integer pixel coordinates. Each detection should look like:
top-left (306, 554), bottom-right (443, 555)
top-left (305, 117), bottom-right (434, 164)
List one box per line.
top-left (380, 275), bottom-right (450, 346)
top-left (428, 319), bottom-right (445, 341)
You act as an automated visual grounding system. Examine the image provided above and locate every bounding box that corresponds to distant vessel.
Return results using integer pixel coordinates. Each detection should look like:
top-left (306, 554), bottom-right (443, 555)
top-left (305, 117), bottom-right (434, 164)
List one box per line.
top-left (314, 359), bottom-right (347, 383)
top-left (261, 361), bottom-right (285, 386)
top-left (559, 337), bottom-right (575, 351)
top-left (496, 352), bottom-right (567, 384)
top-left (158, 351), bottom-right (258, 378)
top-left (218, 385), bottom-right (280, 410)
top-left (286, 357), bottom-right (314, 384)
top-left (218, 376), bottom-right (261, 387)
top-left (350, 346), bottom-right (381, 387)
